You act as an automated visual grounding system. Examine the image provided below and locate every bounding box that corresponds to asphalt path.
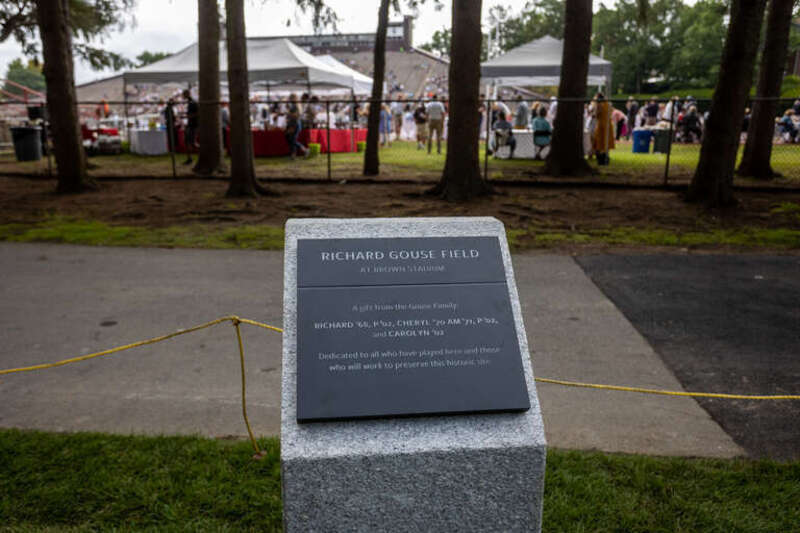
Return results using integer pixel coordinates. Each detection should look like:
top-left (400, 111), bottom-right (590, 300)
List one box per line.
top-left (576, 254), bottom-right (800, 461)
top-left (0, 243), bottom-right (743, 458)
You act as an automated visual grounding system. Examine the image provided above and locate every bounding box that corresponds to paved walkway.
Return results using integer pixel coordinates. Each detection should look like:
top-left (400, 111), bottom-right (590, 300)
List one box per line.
top-left (0, 243), bottom-right (742, 458)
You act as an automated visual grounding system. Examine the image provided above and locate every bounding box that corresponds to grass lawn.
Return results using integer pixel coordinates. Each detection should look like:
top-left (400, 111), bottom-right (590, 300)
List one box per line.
top-left (1, 429), bottom-right (798, 532)
top-left (0, 217), bottom-right (286, 250)
top-left (2, 140), bottom-right (798, 183)
top-left (2, 216), bottom-right (800, 250)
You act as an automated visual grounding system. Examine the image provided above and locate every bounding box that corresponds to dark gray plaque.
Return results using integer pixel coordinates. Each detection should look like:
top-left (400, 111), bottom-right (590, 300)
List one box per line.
top-left (296, 236), bottom-right (530, 422)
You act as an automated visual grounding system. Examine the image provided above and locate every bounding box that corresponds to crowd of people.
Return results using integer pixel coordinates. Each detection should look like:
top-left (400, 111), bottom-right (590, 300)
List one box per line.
top-left (84, 81), bottom-right (800, 163)
top-left (616, 96), bottom-right (800, 145)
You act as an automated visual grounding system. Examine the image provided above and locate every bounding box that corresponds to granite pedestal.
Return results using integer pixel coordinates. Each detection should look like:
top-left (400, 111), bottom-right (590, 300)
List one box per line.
top-left (281, 217), bottom-right (546, 532)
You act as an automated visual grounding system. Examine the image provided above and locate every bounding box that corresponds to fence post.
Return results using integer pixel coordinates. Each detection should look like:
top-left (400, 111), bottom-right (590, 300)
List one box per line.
top-left (41, 102), bottom-right (52, 179)
top-left (326, 100), bottom-right (332, 181)
top-left (167, 102), bottom-right (177, 179)
top-left (663, 104), bottom-right (675, 187)
top-left (123, 79), bottom-right (131, 146)
top-left (483, 98), bottom-right (491, 182)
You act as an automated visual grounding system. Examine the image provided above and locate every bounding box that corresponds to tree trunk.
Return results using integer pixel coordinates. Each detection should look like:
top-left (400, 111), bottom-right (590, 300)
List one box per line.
top-left (194, 0), bottom-right (224, 176)
top-left (432, 0), bottom-right (490, 201)
top-left (225, 0), bottom-right (265, 197)
top-left (363, 0), bottom-right (390, 176)
top-left (37, 0), bottom-right (91, 194)
top-left (687, 0), bottom-right (767, 206)
top-left (736, 0), bottom-right (794, 180)
top-left (545, 0), bottom-right (593, 176)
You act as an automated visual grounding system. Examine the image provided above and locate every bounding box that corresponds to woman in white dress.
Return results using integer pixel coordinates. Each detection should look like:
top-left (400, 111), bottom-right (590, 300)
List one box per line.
top-left (401, 103), bottom-right (416, 141)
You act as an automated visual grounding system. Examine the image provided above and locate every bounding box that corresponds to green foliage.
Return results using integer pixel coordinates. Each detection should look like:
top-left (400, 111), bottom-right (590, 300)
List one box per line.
top-left (135, 50), bottom-right (171, 67)
top-left (2, 57), bottom-right (45, 95)
top-left (593, 0), bottom-right (728, 94)
top-left (1, 430), bottom-right (799, 531)
top-left (418, 28), bottom-right (452, 58)
top-left (770, 201), bottom-right (800, 214)
top-left (667, 0), bottom-right (728, 88)
top-left (493, 0), bottom-right (566, 49)
top-left (286, 0), bottom-right (339, 31)
top-left (420, 0), bottom-right (565, 61)
top-left (0, 0), bottom-right (136, 70)
top-left (782, 75), bottom-right (800, 97)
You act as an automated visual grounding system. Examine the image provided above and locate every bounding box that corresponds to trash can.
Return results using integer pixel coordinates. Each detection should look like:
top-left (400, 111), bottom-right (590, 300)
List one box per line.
top-left (10, 126), bottom-right (43, 161)
top-left (652, 129), bottom-right (671, 154)
top-left (632, 129), bottom-right (652, 153)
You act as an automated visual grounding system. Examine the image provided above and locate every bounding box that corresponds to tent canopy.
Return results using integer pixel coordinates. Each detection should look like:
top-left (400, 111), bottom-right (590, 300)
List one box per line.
top-left (122, 38), bottom-right (371, 92)
top-left (315, 55), bottom-right (374, 95)
top-left (480, 36), bottom-right (612, 87)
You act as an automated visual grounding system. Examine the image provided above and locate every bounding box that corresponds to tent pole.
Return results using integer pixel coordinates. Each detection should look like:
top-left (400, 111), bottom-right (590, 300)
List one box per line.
top-left (351, 89), bottom-right (356, 153)
top-left (123, 77), bottom-right (130, 145)
top-left (326, 99), bottom-right (331, 180)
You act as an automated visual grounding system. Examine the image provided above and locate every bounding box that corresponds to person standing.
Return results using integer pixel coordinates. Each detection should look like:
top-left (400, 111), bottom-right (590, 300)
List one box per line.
top-left (478, 96), bottom-right (487, 140)
top-left (514, 95), bottom-right (530, 128)
top-left (379, 104), bottom-right (392, 146)
top-left (780, 109), bottom-right (798, 142)
top-left (182, 89), bottom-right (198, 165)
top-left (401, 103), bottom-right (415, 140)
top-left (163, 98), bottom-right (177, 153)
top-left (285, 93), bottom-right (308, 159)
top-left (591, 93), bottom-right (615, 165)
top-left (662, 96), bottom-right (679, 126)
top-left (682, 105), bottom-right (703, 142)
top-left (391, 94), bottom-right (404, 140)
top-left (531, 105), bottom-right (552, 160)
top-left (546, 95), bottom-right (558, 124)
top-left (645, 99), bottom-right (659, 126)
top-left (220, 102), bottom-right (230, 153)
top-left (611, 106), bottom-right (626, 141)
top-left (626, 97), bottom-right (639, 139)
top-left (425, 94), bottom-right (445, 154)
top-left (413, 101), bottom-right (428, 150)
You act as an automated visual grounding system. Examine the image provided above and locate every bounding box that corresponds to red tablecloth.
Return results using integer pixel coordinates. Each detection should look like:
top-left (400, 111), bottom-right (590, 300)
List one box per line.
top-left (81, 125), bottom-right (120, 141)
top-left (225, 128), bottom-right (367, 157)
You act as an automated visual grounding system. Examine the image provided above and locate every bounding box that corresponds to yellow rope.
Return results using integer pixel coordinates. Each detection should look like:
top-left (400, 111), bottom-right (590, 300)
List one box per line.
top-left (533, 377), bottom-right (800, 400)
top-left (1, 316), bottom-right (798, 403)
top-left (0, 316), bottom-right (234, 375)
top-left (236, 317), bottom-right (283, 333)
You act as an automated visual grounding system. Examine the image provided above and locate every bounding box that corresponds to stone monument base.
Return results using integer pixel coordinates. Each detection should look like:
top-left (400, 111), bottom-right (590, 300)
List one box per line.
top-left (283, 446), bottom-right (545, 531)
top-left (281, 218), bottom-right (546, 532)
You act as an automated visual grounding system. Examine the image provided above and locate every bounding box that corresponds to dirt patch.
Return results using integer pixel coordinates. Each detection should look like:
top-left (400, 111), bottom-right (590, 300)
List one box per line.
top-left (2, 176), bottom-right (799, 251)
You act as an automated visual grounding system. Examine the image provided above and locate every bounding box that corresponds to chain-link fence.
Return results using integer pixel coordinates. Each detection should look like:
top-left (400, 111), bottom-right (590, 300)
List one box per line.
top-left (2, 97), bottom-right (799, 185)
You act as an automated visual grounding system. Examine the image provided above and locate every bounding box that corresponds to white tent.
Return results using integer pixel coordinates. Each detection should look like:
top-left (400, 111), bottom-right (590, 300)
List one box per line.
top-left (315, 55), bottom-right (375, 95)
top-left (481, 36), bottom-right (612, 88)
top-left (122, 38), bottom-right (369, 91)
